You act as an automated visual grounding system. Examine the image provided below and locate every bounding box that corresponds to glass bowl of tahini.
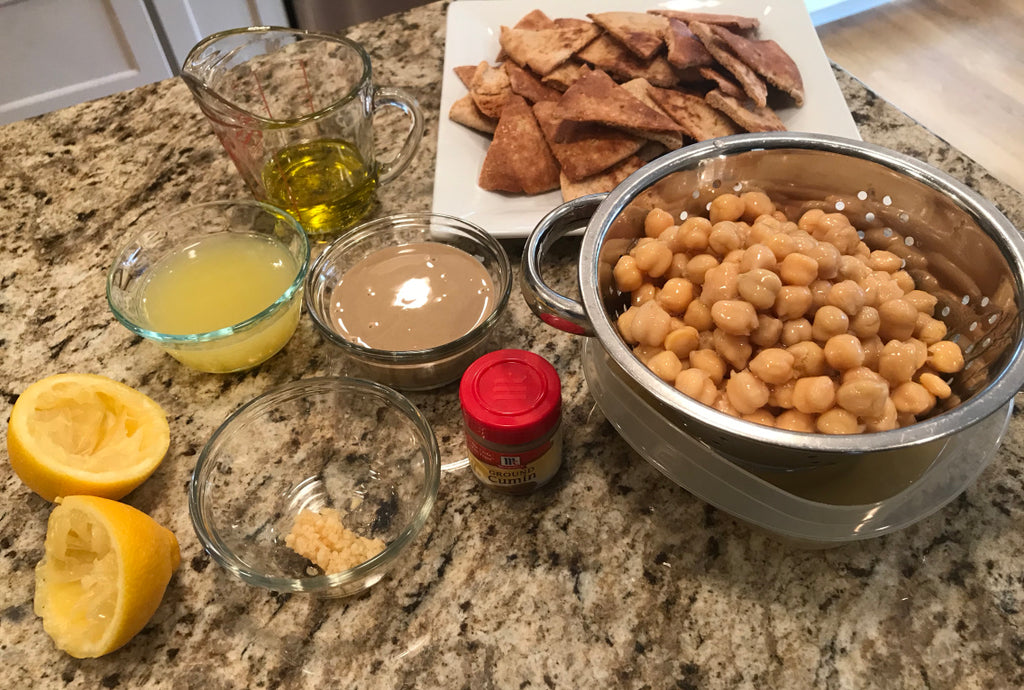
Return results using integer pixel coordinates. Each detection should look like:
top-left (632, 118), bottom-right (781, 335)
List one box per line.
top-left (106, 199), bottom-right (310, 373)
top-left (305, 213), bottom-right (512, 390)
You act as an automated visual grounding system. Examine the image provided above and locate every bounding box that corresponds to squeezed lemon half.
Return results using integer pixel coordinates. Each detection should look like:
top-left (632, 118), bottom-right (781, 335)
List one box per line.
top-left (7, 373), bottom-right (170, 501)
top-left (34, 495), bottom-right (180, 658)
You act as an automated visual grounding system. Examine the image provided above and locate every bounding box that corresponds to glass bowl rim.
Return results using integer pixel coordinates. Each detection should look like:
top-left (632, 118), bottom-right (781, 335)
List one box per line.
top-left (105, 199), bottom-right (311, 345)
top-left (304, 212), bottom-right (513, 362)
top-left (187, 375), bottom-right (441, 593)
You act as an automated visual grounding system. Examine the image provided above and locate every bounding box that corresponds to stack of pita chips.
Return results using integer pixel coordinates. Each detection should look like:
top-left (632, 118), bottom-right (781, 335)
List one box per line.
top-left (448, 8), bottom-right (805, 201)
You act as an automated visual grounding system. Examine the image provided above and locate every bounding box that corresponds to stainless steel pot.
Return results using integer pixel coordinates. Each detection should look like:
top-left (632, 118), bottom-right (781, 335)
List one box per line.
top-left (522, 133), bottom-right (1024, 471)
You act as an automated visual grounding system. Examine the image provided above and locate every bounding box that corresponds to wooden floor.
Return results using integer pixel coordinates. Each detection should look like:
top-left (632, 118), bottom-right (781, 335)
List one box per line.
top-left (816, 0), bottom-right (1024, 194)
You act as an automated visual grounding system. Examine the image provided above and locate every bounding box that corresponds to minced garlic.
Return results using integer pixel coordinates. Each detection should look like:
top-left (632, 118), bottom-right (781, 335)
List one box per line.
top-left (284, 508), bottom-right (386, 574)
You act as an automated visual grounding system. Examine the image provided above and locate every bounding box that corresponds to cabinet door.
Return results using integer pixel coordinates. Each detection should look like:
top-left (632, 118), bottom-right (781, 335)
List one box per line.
top-left (0, 0), bottom-right (173, 125)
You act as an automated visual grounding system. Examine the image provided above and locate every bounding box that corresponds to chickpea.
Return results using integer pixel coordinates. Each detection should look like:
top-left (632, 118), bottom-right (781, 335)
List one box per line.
top-left (743, 408), bottom-right (777, 427)
top-left (827, 280), bottom-right (867, 316)
top-left (776, 409), bottom-right (816, 432)
top-left (892, 381), bottom-right (936, 416)
top-left (749, 217), bottom-right (781, 245)
top-left (617, 307), bottom-right (639, 344)
top-left (788, 341), bottom-right (827, 377)
top-left (713, 392), bottom-right (742, 418)
top-left (849, 306), bottom-right (881, 338)
top-left (674, 368), bottom-right (718, 406)
top-left (632, 239), bottom-right (673, 277)
top-left (908, 337), bottom-right (929, 370)
top-left (765, 232), bottom-right (797, 261)
top-left (740, 191), bottom-right (775, 222)
top-left (664, 326), bottom-right (700, 359)
top-left (645, 207), bottom-right (675, 238)
top-left (917, 311), bottom-right (946, 343)
top-left (904, 289), bottom-right (938, 315)
top-left (811, 305), bottom-right (850, 342)
top-left (724, 369), bottom-right (771, 415)
top-left (750, 315), bottom-right (782, 348)
top-left (739, 243), bottom-right (778, 272)
top-left (690, 349), bottom-right (727, 385)
top-left (700, 262), bottom-right (740, 304)
top-left (633, 344), bottom-right (664, 364)
top-left (836, 377), bottom-right (889, 418)
top-left (770, 380), bottom-right (797, 409)
top-left (809, 279), bottom-right (832, 311)
top-left (679, 216), bottom-right (712, 252)
top-left (816, 408), bottom-right (862, 435)
top-left (658, 226), bottom-right (684, 255)
top-left (774, 285), bottom-right (813, 320)
top-left (631, 283), bottom-right (659, 307)
top-left (666, 252), bottom-right (689, 279)
top-left (723, 248), bottom-right (746, 264)
top-left (781, 318), bottom-right (813, 346)
top-left (792, 376), bottom-right (836, 414)
top-left (684, 299), bottom-right (714, 332)
top-left (861, 335), bottom-right (884, 370)
top-left (863, 397), bottom-right (899, 432)
top-left (657, 278), bottom-right (695, 313)
top-left (797, 208), bottom-right (826, 234)
top-left (713, 329), bottom-right (753, 370)
top-left (686, 253), bottom-right (719, 285)
top-left (647, 350), bottom-right (684, 382)
top-left (928, 340), bottom-right (965, 373)
top-left (711, 300), bottom-right (759, 336)
top-left (749, 348), bottom-right (795, 385)
top-left (807, 242), bottom-right (840, 280)
top-left (737, 268), bottom-right (783, 310)
top-left (613, 255), bottom-right (644, 292)
top-left (918, 372), bottom-right (953, 399)
top-left (823, 221), bottom-right (860, 254)
top-left (709, 193), bottom-right (745, 223)
top-left (877, 298), bottom-right (918, 341)
top-left (824, 334), bottom-right (865, 371)
top-left (631, 300), bottom-right (672, 347)
top-left (779, 252), bottom-right (819, 286)
top-left (879, 340), bottom-right (919, 384)
top-left (788, 231), bottom-right (818, 255)
top-left (837, 254), bottom-right (872, 282)
top-left (709, 221), bottom-right (743, 255)
top-left (892, 269), bottom-right (915, 294)
top-left (868, 249), bottom-right (903, 273)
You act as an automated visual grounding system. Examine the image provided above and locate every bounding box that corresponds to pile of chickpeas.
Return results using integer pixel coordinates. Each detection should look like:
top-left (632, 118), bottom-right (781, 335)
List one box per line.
top-left (612, 191), bottom-right (966, 435)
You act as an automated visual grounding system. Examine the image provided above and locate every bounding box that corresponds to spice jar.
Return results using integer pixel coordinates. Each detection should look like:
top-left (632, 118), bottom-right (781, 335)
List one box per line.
top-left (459, 349), bottom-right (563, 494)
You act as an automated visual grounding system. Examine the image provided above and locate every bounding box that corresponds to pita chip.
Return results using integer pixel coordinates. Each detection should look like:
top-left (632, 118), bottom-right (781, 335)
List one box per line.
top-left (663, 18), bottom-right (714, 69)
top-left (689, 21), bottom-right (768, 107)
top-left (555, 69), bottom-right (684, 148)
top-left (449, 94), bottom-right (498, 134)
top-left (648, 9), bottom-right (759, 32)
top-left (706, 89), bottom-right (786, 132)
top-left (587, 11), bottom-right (669, 61)
top-left (499, 22), bottom-right (601, 76)
top-left (647, 85), bottom-right (742, 141)
top-left (505, 61), bottom-right (562, 104)
top-left (560, 155), bottom-right (646, 202)
top-left (541, 60), bottom-right (590, 91)
top-left (454, 65), bottom-right (479, 89)
top-left (576, 34), bottom-right (680, 88)
top-left (533, 100), bottom-right (645, 182)
top-left (618, 78), bottom-right (684, 150)
top-left (469, 61), bottom-right (515, 119)
top-left (707, 25), bottom-right (805, 106)
top-left (496, 9), bottom-right (556, 62)
top-left (697, 65), bottom-right (746, 99)
top-left (478, 96), bottom-right (560, 195)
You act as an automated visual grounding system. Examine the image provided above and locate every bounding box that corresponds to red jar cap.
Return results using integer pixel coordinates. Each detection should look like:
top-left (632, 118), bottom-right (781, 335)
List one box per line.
top-left (459, 349), bottom-right (562, 446)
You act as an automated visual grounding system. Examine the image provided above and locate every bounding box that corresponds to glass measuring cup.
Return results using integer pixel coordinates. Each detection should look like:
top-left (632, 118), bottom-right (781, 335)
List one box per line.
top-left (182, 27), bottom-right (424, 239)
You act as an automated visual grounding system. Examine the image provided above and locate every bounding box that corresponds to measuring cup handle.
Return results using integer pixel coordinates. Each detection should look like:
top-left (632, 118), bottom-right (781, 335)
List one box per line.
top-left (373, 87), bottom-right (424, 185)
top-left (521, 194), bottom-right (607, 337)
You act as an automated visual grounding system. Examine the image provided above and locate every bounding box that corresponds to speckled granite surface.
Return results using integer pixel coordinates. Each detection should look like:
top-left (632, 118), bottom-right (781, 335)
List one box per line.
top-left (2, 2), bottom-right (1024, 688)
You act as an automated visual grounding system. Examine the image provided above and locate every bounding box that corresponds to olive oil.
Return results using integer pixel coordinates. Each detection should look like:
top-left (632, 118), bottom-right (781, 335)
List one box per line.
top-left (262, 139), bottom-right (377, 236)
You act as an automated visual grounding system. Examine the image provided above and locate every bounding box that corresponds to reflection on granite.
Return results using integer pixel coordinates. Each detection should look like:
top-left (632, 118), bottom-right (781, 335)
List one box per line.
top-left (1, 2), bottom-right (1023, 688)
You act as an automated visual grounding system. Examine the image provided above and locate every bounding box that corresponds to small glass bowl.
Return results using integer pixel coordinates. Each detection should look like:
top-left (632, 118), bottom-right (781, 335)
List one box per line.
top-left (305, 212), bottom-right (512, 390)
top-left (189, 377), bottom-right (441, 597)
top-left (106, 200), bottom-right (310, 374)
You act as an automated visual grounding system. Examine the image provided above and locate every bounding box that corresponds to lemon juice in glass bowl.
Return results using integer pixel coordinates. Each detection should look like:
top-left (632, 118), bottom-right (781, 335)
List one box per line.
top-left (107, 200), bottom-right (310, 373)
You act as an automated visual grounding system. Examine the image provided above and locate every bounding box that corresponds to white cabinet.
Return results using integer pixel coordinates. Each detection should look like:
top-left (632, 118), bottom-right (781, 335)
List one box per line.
top-left (0, 0), bottom-right (288, 125)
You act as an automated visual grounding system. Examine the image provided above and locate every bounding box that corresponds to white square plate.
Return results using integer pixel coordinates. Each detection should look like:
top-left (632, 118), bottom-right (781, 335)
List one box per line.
top-left (432, 0), bottom-right (861, 238)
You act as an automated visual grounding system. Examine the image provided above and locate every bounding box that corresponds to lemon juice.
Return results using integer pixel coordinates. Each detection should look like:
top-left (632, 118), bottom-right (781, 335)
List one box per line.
top-left (141, 232), bottom-right (301, 372)
top-left (262, 138), bottom-right (377, 236)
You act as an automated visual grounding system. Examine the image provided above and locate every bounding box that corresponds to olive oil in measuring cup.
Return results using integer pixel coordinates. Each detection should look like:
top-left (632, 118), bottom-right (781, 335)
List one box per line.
top-left (262, 139), bottom-right (377, 237)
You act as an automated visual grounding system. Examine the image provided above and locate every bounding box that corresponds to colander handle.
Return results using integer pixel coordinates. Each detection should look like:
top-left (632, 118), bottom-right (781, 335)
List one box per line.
top-left (521, 194), bottom-right (606, 337)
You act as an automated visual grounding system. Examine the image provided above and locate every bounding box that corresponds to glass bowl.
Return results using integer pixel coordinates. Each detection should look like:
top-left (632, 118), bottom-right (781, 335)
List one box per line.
top-left (189, 377), bottom-right (441, 597)
top-left (305, 212), bottom-right (512, 390)
top-left (106, 199), bottom-right (310, 373)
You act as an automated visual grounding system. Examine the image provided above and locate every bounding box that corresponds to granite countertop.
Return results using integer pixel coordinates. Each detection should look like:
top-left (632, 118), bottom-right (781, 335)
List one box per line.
top-left (2, 2), bottom-right (1024, 688)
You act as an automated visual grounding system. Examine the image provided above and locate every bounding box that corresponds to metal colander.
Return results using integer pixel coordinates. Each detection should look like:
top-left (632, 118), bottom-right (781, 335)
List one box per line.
top-left (523, 132), bottom-right (1024, 471)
